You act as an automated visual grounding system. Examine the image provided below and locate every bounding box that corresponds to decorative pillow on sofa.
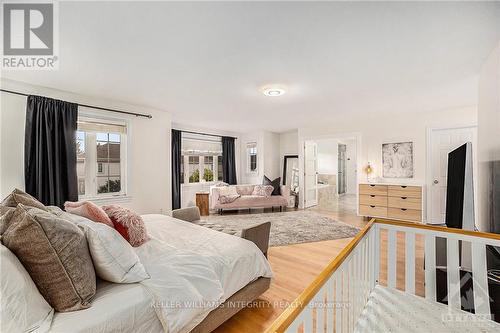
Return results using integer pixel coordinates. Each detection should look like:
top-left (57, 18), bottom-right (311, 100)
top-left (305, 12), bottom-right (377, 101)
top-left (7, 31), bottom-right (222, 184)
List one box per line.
top-left (1, 244), bottom-right (54, 333)
top-left (64, 213), bottom-right (150, 283)
top-left (1, 204), bottom-right (96, 312)
top-left (252, 185), bottom-right (274, 197)
top-left (263, 176), bottom-right (281, 195)
top-left (64, 201), bottom-right (114, 228)
top-left (218, 186), bottom-right (241, 204)
top-left (1, 188), bottom-right (47, 210)
top-left (102, 205), bottom-right (150, 247)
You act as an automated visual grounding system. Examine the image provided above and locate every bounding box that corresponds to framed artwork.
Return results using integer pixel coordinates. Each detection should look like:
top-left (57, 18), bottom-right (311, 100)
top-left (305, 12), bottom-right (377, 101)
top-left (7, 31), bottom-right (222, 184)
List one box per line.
top-left (382, 142), bottom-right (414, 178)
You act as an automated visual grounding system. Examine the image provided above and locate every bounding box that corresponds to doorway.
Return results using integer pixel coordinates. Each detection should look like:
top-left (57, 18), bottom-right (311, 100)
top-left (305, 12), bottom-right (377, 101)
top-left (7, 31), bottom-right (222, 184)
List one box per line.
top-left (427, 125), bottom-right (477, 224)
top-left (338, 143), bottom-right (347, 195)
top-left (301, 136), bottom-right (358, 214)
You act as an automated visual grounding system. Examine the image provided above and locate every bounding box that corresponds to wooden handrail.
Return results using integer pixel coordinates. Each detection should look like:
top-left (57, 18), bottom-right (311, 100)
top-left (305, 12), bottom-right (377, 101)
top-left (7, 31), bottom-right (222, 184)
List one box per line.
top-left (265, 218), bottom-right (500, 333)
top-left (375, 219), bottom-right (500, 241)
top-left (264, 219), bottom-right (376, 333)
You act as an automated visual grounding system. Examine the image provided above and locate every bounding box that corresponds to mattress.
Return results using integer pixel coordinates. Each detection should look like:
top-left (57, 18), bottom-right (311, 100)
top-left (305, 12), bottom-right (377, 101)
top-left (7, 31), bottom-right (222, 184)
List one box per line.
top-left (49, 280), bottom-right (162, 333)
top-left (355, 285), bottom-right (500, 333)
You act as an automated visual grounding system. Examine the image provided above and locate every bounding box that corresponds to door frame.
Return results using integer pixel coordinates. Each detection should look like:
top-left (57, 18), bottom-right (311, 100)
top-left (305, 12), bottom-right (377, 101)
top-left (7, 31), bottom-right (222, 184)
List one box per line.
top-left (304, 141), bottom-right (318, 208)
top-left (298, 132), bottom-right (362, 210)
top-left (426, 124), bottom-right (478, 225)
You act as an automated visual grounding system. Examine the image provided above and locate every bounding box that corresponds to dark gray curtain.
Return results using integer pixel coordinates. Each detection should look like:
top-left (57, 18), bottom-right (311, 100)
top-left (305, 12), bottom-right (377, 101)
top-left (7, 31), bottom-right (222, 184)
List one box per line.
top-left (25, 95), bottom-right (78, 208)
top-left (171, 129), bottom-right (182, 209)
top-left (222, 136), bottom-right (237, 185)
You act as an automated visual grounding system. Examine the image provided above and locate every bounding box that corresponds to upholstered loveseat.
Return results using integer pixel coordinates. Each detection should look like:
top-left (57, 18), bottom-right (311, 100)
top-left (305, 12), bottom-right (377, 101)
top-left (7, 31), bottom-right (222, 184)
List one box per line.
top-left (210, 184), bottom-right (290, 213)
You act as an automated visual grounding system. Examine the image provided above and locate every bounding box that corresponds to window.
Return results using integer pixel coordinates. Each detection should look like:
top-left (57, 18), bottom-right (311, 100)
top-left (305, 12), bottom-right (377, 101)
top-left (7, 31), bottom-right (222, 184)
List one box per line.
top-left (217, 156), bottom-right (223, 181)
top-left (188, 156), bottom-right (200, 183)
top-left (76, 119), bottom-right (127, 198)
top-left (203, 156), bottom-right (214, 181)
top-left (181, 133), bottom-right (222, 184)
top-left (247, 142), bottom-right (258, 173)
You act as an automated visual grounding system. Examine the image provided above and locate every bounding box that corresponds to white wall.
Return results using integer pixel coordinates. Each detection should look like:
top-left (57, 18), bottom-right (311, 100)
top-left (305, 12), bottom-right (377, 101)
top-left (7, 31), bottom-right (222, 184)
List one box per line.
top-left (263, 131), bottom-right (280, 180)
top-left (239, 130), bottom-right (281, 184)
top-left (0, 79), bottom-right (172, 215)
top-left (298, 106), bottom-right (477, 215)
top-left (478, 42), bottom-right (500, 233)
top-left (317, 139), bottom-right (339, 175)
top-left (279, 130), bottom-right (298, 182)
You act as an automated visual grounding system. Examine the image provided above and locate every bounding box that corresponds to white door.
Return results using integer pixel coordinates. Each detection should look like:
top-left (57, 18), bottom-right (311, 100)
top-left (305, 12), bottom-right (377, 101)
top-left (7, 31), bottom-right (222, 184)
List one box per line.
top-left (304, 141), bottom-right (318, 208)
top-left (428, 126), bottom-right (477, 224)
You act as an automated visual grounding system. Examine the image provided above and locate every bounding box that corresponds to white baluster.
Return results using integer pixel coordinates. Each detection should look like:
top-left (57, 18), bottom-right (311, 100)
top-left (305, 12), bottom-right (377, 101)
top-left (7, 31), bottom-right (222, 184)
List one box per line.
top-left (425, 234), bottom-right (436, 301)
top-left (372, 225), bottom-right (380, 288)
top-left (447, 238), bottom-right (461, 309)
top-left (387, 229), bottom-right (397, 289)
top-left (327, 276), bottom-right (334, 333)
top-left (335, 272), bottom-right (342, 333)
top-left (405, 232), bottom-right (415, 294)
top-left (471, 242), bottom-right (491, 320)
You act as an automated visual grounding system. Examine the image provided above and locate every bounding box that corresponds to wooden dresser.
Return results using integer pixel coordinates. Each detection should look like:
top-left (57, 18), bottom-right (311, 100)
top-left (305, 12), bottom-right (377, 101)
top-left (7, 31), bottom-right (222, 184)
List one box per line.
top-left (358, 183), bottom-right (423, 223)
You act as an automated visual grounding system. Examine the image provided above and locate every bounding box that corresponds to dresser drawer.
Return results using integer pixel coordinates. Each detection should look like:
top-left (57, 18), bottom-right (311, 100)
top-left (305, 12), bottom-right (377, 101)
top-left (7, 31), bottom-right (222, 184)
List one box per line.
top-left (388, 196), bottom-right (421, 210)
top-left (359, 184), bottom-right (388, 196)
top-left (359, 205), bottom-right (387, 218)
top-left (360, 194), bottom-right (387, 206)
top-left (388, 207), bottom-right (422, 222)
top-left (388, 185), bottom-right (421, 199)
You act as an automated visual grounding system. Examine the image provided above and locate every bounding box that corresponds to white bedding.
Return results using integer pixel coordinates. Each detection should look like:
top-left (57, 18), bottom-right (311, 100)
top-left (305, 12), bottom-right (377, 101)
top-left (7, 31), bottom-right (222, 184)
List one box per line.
top-left (50, 280), bottom-right (162, 333)
top-left (52, 214), bottom-right (272, 333)
top-left (136, 214), bottom-right (273, 333)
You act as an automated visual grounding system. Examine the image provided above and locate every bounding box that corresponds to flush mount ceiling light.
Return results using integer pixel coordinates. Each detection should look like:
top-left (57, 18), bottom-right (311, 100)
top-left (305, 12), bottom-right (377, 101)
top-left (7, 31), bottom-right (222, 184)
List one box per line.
top-left (262, 87), bottom-right (286, 97)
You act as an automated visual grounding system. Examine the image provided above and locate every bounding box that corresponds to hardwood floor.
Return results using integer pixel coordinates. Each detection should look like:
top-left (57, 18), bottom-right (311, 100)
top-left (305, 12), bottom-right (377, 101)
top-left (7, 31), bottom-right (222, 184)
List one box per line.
top-left (213, 196), bottom-right (424, 332)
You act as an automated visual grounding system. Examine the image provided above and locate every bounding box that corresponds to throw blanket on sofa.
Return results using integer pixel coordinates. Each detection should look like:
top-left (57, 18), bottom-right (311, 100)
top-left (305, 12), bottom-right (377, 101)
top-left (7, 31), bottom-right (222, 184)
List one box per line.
top-left (135, 215), bottom-right (273, 333)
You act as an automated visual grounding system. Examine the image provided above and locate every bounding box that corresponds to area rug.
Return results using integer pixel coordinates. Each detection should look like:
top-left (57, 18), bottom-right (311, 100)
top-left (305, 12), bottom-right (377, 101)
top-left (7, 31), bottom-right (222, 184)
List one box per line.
top-left (203, 210), bottom-right (360, 246)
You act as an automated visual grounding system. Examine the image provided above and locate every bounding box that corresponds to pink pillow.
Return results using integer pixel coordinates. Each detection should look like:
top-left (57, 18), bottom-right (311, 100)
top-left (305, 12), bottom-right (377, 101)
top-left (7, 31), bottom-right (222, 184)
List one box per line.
top-left (252, 185), bottom-right (274, 197)
top-left (64, 201), bottom-right (113, 228)
top-left (102, 205), bottom-right (150, 247)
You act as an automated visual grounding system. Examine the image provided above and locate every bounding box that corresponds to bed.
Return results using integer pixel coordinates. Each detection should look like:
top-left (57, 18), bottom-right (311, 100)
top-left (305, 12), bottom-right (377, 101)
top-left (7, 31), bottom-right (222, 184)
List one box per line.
top-left (50, 214), bottom-right (273, 333)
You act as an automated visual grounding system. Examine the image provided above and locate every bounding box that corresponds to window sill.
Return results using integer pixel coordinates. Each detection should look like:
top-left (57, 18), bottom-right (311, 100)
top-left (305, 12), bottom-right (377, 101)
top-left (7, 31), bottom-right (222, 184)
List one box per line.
top-left (79, 195), bottom-right (132, 205)
top-left (181, 182), bottom-right (220, 188)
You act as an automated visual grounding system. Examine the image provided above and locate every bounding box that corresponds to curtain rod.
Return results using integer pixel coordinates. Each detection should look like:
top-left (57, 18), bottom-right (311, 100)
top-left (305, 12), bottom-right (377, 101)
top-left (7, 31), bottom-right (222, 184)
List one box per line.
top-left (178, 129), bottom-right (237, 140)
top-left (0, 88), bottom-right (153, 119)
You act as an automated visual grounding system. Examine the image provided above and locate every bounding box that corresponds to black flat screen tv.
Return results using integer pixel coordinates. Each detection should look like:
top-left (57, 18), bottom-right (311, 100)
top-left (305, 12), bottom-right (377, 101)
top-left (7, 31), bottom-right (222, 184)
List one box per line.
top-left (445, 142), bottom-right (474, 230)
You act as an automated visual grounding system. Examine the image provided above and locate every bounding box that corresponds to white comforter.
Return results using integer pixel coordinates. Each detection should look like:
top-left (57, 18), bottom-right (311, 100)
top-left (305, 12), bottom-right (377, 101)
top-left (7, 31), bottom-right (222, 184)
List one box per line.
top-left (135, 214), bottom-right (273, 333)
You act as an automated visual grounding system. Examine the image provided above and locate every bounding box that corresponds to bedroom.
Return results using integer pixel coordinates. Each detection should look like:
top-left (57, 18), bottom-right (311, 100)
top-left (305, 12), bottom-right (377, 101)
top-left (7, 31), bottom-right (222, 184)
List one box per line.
top-left (1, 1), bottom-right (500, 333)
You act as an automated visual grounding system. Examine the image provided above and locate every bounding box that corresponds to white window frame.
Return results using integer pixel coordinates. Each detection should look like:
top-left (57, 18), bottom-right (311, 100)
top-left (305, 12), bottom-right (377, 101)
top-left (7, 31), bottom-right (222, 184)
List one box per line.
top-left (182, 153), bottom-right (221, 185)
top-left (247, 142), bottom-right (258, 174)
top-left (77, 116), bottom-right (128, 201)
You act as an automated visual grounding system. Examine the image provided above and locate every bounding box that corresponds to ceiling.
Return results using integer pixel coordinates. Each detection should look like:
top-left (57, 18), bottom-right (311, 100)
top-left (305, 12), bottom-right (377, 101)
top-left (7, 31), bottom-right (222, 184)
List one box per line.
top-left (3, 1), bottom-right (500, 133)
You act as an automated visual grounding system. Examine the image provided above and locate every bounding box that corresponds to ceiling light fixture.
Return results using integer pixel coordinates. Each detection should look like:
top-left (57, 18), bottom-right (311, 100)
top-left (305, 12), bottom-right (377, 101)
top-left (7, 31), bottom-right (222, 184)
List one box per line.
top-left (262, 87), bottom-right (285, 97)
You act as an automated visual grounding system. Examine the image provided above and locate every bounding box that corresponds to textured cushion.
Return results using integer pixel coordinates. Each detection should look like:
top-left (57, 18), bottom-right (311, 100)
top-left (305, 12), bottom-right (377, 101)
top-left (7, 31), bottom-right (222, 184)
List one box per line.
top-left (1, 204), bottom-right (96, 312)
top-left (219, 194), bottom-right (241, 204)
top-left (235, 185), bottom-right (255, 196)
top-left (252, 185), bottom-right (274, 197)
top-left (218, 186), bottom-right (239, 197)
top-left (64, 201), bottom-right (114, 228)
top-left (263, 176), bottom-right (281, 195)
top-left (0, 205), bottom-right (15, 235)
top-left (0, 244), bottom-right (54, 333)
top-left (64, 213), bottom-right (150, 283)
top-left (1, 188), bottom-right (47, 210)
top-left (102, 205), bottom-right (150, 247)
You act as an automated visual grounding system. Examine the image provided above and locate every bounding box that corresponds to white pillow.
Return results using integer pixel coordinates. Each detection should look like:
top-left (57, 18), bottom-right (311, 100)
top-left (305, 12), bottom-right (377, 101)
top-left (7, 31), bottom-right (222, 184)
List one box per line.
top-left (65, 213), bottom-right (150, 283)
top-left (0, 244), bottom-right (54, 333)
top-left (218, 186), bottom-right (238, 197)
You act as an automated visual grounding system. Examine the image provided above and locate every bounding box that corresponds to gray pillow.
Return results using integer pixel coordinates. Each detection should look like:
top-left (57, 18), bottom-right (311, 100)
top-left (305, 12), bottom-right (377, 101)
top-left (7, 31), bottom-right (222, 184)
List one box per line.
top-left (1, 204), bottom-right (96, 312)
top-left (1, 188), bottom-right (47, 211)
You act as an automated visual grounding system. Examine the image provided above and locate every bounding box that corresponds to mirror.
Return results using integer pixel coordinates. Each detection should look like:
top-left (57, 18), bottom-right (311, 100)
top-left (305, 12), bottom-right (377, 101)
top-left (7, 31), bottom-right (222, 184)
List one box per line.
top-left (283, 155), bottom-right (299, 193)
